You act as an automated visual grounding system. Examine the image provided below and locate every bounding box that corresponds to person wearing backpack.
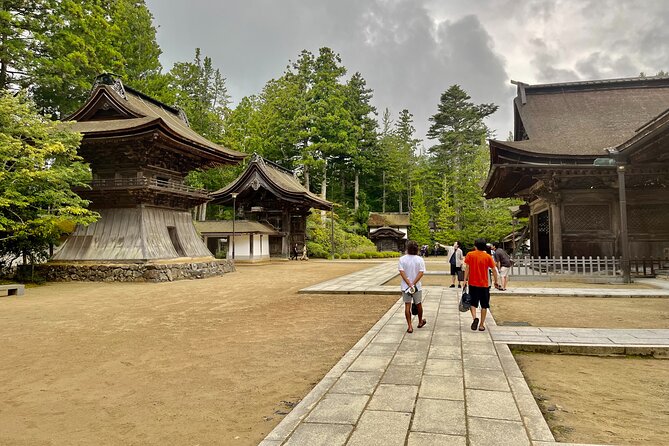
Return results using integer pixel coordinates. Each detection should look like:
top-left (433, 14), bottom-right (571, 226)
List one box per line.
top-left (449, 241), bottom-right (464, 288)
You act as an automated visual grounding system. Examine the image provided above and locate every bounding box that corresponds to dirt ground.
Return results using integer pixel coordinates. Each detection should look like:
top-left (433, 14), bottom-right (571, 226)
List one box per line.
top-left (0, 261), bottom-right (398, 446)
top-left (515, 353), bottom-right (669, 445)
top-left (492, 296), bottom-right (669, 328)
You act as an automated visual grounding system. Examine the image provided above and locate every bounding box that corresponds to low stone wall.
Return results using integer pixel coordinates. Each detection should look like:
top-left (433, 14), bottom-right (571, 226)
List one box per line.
top-left (38, 259), bottom-right (235, 283)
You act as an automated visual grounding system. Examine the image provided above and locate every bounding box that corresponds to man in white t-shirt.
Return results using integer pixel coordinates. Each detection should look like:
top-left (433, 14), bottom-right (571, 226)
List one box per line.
top-left (398, 240), bottom-right (427, 333)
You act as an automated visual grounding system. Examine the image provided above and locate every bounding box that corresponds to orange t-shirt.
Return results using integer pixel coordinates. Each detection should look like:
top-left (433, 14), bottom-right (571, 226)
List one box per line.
top-left (464, 250), bottom-right (496, 287)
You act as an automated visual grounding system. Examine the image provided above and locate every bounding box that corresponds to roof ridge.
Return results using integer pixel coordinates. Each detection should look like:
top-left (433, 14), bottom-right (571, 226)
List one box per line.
top-left (513, 75), bottom-right (669, 91)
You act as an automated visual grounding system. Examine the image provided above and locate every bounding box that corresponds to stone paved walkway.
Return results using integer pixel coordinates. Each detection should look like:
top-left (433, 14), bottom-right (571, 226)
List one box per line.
top-left (262, 262), bottom-right (669, 446)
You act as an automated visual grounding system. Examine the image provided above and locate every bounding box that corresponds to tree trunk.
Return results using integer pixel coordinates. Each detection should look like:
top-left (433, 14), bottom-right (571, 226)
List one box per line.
top-left (304, 165), bottom-right (310, 191)
top-left (354, 171), bottom-right (359, 211)
top-left (382, 171), bottom-right (386, 213)
top-left (399, 191), bottom-right (403, 213)
top-left (321, 163), bottom-right (327, 221)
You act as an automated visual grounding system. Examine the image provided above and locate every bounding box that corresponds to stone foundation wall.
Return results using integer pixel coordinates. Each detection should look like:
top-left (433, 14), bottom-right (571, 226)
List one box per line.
top-left (38, 260), bottom-right (235, 283)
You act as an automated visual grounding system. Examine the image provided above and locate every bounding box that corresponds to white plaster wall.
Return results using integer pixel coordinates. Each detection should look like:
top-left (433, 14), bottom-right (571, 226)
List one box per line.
top-left (229, 234), bottom-right (270, 261)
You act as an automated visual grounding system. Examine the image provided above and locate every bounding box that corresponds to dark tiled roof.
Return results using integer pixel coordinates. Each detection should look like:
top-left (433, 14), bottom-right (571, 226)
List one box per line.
top-left (194, 220), bottom-right (280, 235)
top-left (369, 226), bottom-right (405, 240)
top-left (211, 154), bottom-right (332, 210)
top-left (367, 213), bottom-right (410, 227)
top-left (68, 82), bottom-right (245, 163)
top-left (495, 77), bottom-right (669, 156)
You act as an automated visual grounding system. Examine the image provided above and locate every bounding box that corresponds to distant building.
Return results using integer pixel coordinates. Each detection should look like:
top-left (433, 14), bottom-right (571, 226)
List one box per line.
top-left (485, 76), bottom-right (669, 259)
top-left (367, 212), bottom-right (410, 252)
top-left (207, 154), bottom-right (332, 259)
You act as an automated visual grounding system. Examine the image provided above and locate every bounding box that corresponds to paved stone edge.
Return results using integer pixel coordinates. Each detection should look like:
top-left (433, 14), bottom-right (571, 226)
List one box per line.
top-left (504, 342), bottom-right (669, 358)
top-left (259, 296), bottom-right (404, 445)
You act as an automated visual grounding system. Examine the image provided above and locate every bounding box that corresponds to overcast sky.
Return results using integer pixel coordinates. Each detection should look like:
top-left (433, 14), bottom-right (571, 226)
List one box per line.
top-left (145, 0), bottom-right (669, 146)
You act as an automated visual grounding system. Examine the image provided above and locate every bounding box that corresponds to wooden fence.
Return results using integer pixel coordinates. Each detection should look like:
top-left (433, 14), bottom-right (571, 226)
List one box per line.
top-left (509, 256), bottom-right (669, 278)
top-left (509, 256), bottom-right (621, 277)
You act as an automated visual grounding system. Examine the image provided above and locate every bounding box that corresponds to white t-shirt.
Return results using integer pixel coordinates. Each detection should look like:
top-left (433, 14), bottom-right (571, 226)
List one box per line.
top-left (398, 254), bottom-right (426, 291)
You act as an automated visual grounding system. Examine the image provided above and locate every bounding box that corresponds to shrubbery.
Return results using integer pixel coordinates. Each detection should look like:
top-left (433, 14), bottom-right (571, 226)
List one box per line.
top-left (305, 210), bottom-right (403, 259)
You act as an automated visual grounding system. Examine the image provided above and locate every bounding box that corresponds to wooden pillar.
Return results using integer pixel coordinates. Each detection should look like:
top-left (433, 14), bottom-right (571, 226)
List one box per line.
top-left (249, 233), bottom-right (254, 260)
top-left (282, 208), bottom-right (290, 258)
top-left (618, 165), bottom-right (631, 282)
top-left (549, 199), bottom-right (563, 257)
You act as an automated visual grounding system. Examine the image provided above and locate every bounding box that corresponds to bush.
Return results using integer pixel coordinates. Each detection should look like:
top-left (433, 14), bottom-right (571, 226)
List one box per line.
top-left (14, 265), bottom-right (46, 284)
top-left (341, 253), bottom-right (349, 259)
top-left (306, 241), bottom-right (329, 259)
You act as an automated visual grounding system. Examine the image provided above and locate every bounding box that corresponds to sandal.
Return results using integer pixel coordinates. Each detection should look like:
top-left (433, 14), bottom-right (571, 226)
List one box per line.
top-left (418, 319), bottom-right (427, 328)
top-left (407, 328), bottom-right (413, 333)
top-left (470, 318), bottom-right (479, 331)
top-left (478, 326), bottom-right (486, 331)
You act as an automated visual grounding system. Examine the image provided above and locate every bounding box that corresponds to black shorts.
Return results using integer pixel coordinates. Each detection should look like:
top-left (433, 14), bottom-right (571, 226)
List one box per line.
top-left (450, 265), bottom-right (461, 275)
top-left (468, 285), bottom-right (490, 309)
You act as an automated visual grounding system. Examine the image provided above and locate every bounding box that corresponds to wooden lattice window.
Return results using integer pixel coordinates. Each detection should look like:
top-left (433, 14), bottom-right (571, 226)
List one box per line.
top-left (564, 205), bottom-right (610, 231)
top-left (537, 212), bottom-right (550, 235)
top-left (629, 205), bottom-right (669, 233)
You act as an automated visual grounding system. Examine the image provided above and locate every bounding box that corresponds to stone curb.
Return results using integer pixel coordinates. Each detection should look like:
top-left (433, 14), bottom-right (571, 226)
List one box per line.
top-left (505, 343), bottom-right (669, 358)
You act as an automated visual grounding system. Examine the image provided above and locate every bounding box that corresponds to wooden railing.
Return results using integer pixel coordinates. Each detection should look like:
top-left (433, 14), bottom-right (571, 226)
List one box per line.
top-left (89, 177), bottom-right (208, 195)
top-left (509, 256), bottom-right (669, 278)
top-left (509, 256), bottom-right (621, 277)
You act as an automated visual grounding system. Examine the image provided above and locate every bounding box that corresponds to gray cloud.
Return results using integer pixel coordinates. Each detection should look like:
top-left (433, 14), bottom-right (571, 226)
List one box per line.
top-left (146, 0), bottom-right (511, 143)
top-left (145, 0), bottom-right (669, 143)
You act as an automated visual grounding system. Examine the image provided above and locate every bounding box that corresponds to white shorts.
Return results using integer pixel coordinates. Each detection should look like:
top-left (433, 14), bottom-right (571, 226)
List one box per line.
top-left (499, 266), bottom-right (509, 278)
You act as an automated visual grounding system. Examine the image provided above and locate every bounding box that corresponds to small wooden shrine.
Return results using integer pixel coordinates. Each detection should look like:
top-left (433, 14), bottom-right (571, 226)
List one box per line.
top-left (367, 213), bottom-right (410, 252)
top-left (46, 74), bottom-right (245, 282)
top-left (208, 154), bottom-right (332, 258)
top-left (485, 76), bottom-right (669, 261)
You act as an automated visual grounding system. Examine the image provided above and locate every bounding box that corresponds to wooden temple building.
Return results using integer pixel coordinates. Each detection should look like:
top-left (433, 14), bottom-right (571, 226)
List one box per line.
top-left (46, 74), bottom-right (245, 281)
top-left (367, 213), bottom-right (410, 252)
top-left (204, 154), bottom-right (332, 258)
top-left (485, 76), bottom-right (669, 266)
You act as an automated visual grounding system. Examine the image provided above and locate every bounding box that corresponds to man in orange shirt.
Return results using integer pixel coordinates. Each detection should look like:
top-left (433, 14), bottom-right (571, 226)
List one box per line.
top-left (463, 238), bottom-right (499, 331)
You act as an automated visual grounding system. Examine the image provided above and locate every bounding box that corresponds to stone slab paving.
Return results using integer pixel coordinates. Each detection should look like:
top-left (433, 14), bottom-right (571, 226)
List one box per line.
top-left (261, 287), bottom-right (562, 446)
top-left (259, 263), bottom-right (669, 445)
top-left (299, 260), bottom-right (669, 297)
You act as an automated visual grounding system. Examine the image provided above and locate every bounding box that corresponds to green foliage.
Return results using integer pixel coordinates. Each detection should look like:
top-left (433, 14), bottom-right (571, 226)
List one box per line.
top-left (425, 84), bottom-right (520, 245)
top-left (434, 180), bottom-right (456, 244)
top-left (306, 209), bottom-right (376, 258)
top-left (0, 92), bottom-right (98, 268)
top-left (168, 48), bottom-right (230, 141)
top-left (0, 0), bottom-right (49, 91)
top-left (28, 0), bottom-right (162, 117)
top-left (409, 184), bottom-right (431, 245)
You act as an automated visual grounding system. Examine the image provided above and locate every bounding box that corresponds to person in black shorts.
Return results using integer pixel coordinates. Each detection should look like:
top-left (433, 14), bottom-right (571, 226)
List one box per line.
top-left (463, 238), bottom-right (499, 332)
top-left (449, 241), bottom-right (464, 288)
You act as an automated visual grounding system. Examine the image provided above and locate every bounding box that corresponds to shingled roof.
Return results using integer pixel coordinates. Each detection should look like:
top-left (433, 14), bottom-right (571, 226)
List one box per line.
top-left (210, 154), bottom-right (332, 210)
top-left (67, 74), bottom-right (245, 165)
top-left (367, 213), bottom-right (410, 228)
top-left (493, 76), bottom-right (669, 157)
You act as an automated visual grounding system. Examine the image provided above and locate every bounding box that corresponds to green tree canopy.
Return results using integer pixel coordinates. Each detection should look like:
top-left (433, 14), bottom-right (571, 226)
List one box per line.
top-left (408, 184), bottom-right (430, 246)
top-left (0, 92), bottom-right (98, 266)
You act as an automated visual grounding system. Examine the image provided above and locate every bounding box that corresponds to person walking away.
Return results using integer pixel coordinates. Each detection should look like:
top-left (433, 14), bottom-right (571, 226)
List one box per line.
top-left (449, 241), bottom-right (464, 288)
top-left (399, 240), bottom-right (427, 333)
top-left (291, 244), bottom-right (299, 260)
top-left (491, 241), bottom-right (511, 290)
top-left (463, 238), bottom-right (499, 332)
top-left (300, 244), bottom-right (308, 261)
